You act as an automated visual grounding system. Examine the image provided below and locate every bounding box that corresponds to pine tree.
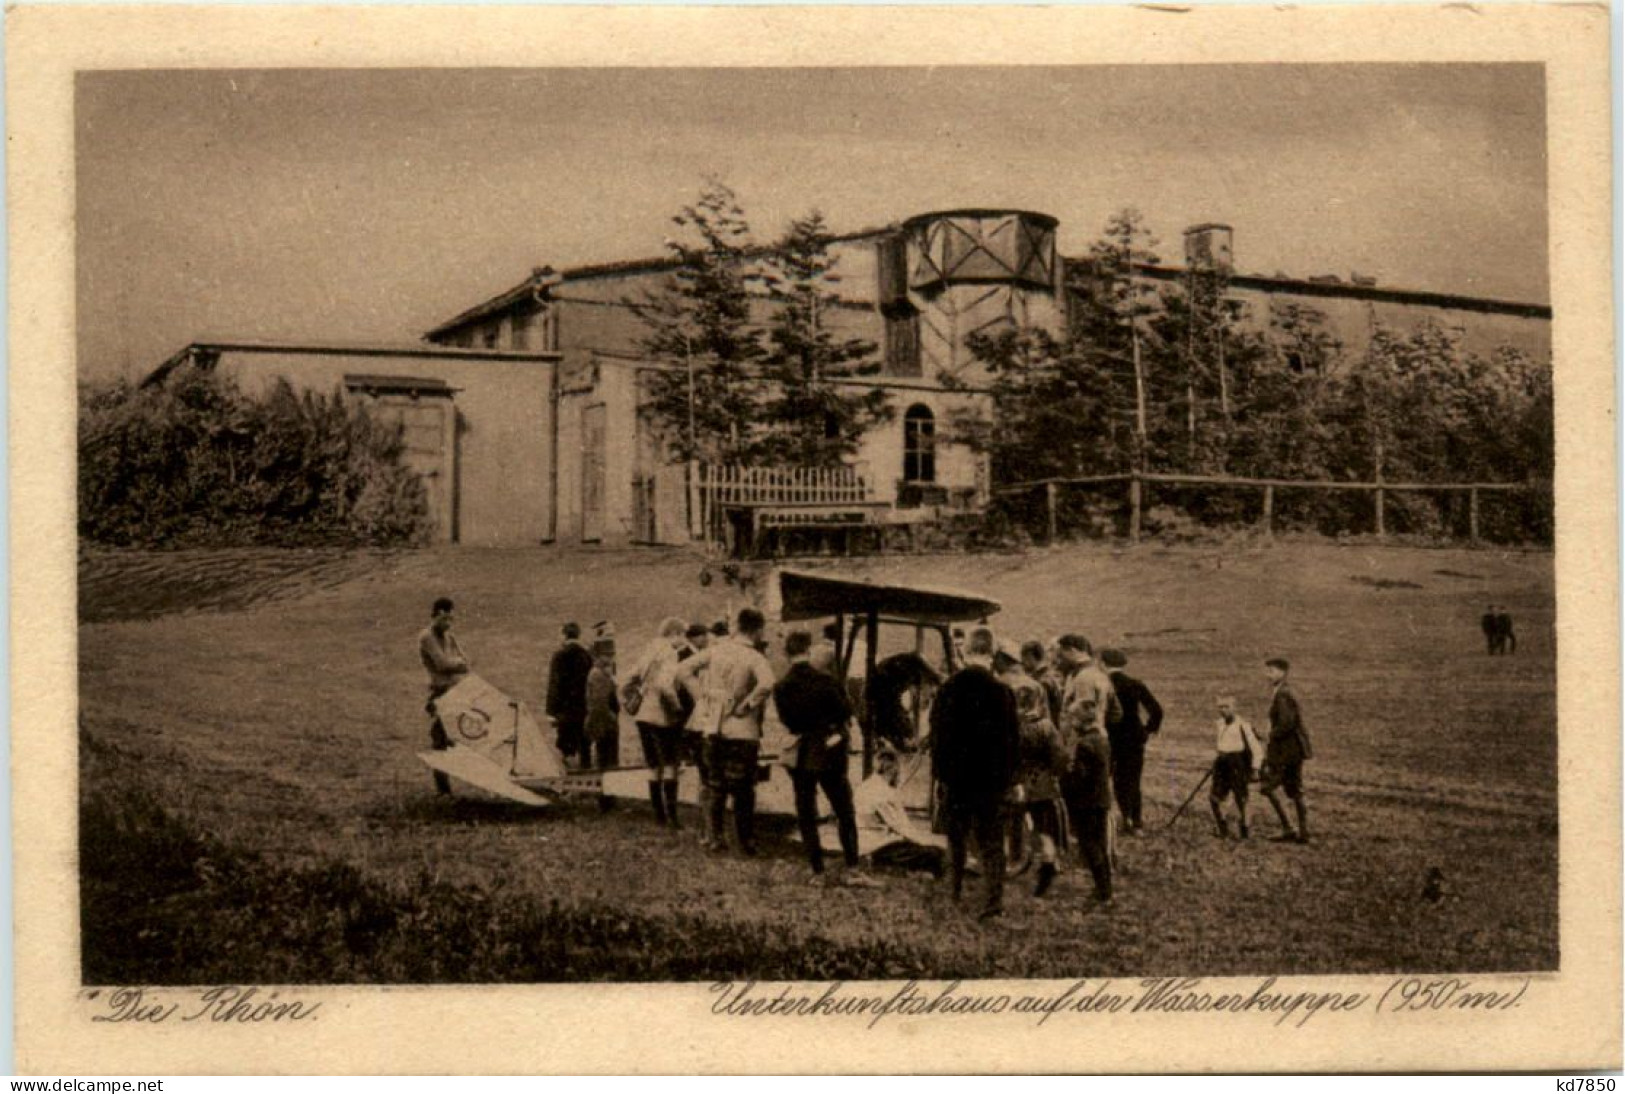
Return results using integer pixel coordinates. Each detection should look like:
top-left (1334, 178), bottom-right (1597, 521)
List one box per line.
top-left (629, 179), bottom-right (767, 464)
top-left (752, 211), bottom-right (892, 467)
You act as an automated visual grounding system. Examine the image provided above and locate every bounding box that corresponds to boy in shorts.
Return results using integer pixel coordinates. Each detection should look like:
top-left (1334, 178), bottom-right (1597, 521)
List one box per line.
top-left (1209, 694), bottom-right (1263, 840)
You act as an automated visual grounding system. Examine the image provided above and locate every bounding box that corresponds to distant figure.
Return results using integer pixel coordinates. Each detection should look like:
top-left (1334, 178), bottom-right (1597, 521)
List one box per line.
top-left (1208, 694), bottom-right (1262, 840)
top-left (1101, 648), bottom-right (1163, 835)
top-left (1496, 606), bottom-right (1517, 655)
top-left (930, 626), bottom-right (1020, 921)
top-left (418, 597), bottom-right (470, 795)
top-left (1260, 658), bottom-right (1314, 844)
top-left (622, 617), bottom-right (691, 828)
top-left (1481, 605), bottom-right (1499, 655)
top-left (583, 634), bottom-right (620, 771)
top-left (545, 622), bottom-right (596, 769)
top-left (677, 608), bottom-right (776, 855)
top-left (995, 642), bottom-right (1069, 898)
top-left (773, 633), bottom-right (862, 883)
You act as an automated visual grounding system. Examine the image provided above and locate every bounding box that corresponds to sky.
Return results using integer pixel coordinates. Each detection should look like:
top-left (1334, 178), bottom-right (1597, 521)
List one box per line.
top-left (76, 64), bottom-right (1549, 382)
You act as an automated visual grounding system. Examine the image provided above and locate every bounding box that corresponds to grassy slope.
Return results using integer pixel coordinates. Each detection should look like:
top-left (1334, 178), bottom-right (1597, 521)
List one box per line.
top-left (78, 542), bottom-right (1557, 978)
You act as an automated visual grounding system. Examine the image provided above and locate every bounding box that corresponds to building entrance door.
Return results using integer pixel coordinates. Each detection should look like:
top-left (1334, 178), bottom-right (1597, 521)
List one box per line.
top-left (361, 392), bottom-right (457, 543)
top-left (581, 403), bottom-right (606, 543)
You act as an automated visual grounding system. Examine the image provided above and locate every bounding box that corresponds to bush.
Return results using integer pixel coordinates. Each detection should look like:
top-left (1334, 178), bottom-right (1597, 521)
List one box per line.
top-left (79, 371), bottom-right (432, 548)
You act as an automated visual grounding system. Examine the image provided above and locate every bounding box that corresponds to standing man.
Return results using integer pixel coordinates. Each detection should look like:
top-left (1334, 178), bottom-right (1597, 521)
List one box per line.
top-left (1208, 694), bottom-right (1263, 839)
top-left (773, 633), bottom-right (862, 883)
top-left (545, 622), bottom-right (595, 769)
top-left (1481, 605), bottom-right (1500, 655)
top-left (1260, 657), bottom-right (1314, 844)
top-left (1021, 639), bottom-right (1064, 725)
top-left (680, 622), bottom-right (713, 842)
top-left (419, 597), bottom-right (470, 795)
top-left (583, 632), bottom-right (621, 771)
top-left (622, 617), bottom-right (691, 828)
top-left (676, 608), bottom-right (776, 855)
top-left (1066, 701), bottom-right (1115, 904)
top-left (1055, 635), bottom-right (1123, 750)
top-left (995, 643), bottom-right (1069, 898)
top-left (1100, 648), bottom-right (1163, 835)
top-left (1496, 606), bottom-right (1517, 655)
top-left (930, 626), bottom-right (1021, 922)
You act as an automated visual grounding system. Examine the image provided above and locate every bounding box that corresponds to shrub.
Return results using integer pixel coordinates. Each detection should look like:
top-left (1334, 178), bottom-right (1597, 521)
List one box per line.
top-left (79, 371), bottom-right (432, 548)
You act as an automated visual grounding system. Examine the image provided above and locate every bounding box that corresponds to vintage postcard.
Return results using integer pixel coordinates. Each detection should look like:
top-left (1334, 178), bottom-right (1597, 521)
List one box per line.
top-left (9, 3), bottom-right (1618, 1075)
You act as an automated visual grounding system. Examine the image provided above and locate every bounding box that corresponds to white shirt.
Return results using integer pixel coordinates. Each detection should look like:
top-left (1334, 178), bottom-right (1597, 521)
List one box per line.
top-left (1214, 714), bottom-right (1261, 758)
top-left (677, 635), bottom-right (776, 741)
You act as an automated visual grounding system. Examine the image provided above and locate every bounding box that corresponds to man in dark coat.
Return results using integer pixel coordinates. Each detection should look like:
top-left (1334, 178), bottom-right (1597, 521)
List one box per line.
top-left (1481, 605), bottom-right (1499, 654)
top-left (1495, 606), bottom-right (1517, 655)
top-left (1100, 648), bottom-right (1163, 834)
top-left (930, 626), bottom-right (1021, 921)
top-left (772, 632), bottom-right (862, 882)
top-left (1065, 715), bottom-right (1115, 904)
top-left (545, 622), bottom-right (596, 768)
top-left (1260, 657), bottom-right (1314, 844)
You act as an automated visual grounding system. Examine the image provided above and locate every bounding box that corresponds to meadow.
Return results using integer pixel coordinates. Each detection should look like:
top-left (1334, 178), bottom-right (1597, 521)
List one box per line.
top-left (77, 540), bottom-right (1557, 982)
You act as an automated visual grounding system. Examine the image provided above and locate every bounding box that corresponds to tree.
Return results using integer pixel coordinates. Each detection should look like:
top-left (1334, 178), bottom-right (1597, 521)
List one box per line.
top-left (752, 211), bottom-right (892, 467)
top-left (629, 179), bottom-right (767, 464)
top-left (1072, 209), bottom-right (1164, 468)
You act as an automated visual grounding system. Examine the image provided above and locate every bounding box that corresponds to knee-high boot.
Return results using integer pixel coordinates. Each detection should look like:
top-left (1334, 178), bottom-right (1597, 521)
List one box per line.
top-left (663, 779), bottom-right (682, 830)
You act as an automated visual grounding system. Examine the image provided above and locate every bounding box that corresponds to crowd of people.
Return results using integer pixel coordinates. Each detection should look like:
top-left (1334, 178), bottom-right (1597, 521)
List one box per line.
top-left (419, 597), bottom-right (1314, 924)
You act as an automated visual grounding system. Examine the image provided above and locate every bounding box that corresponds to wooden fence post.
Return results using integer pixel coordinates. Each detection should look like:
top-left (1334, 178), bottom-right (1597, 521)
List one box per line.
top-left (1374, 442), bottom-right (1386, 538)
top-left (1046, 482), bottom-right (1058, 545)
top-left (1468, 487), bottom-right (1480, 544)
top-left (1128, 472), bottom-right (1143, 544)
top-left (1261, 483), bottom-right (1275, 539)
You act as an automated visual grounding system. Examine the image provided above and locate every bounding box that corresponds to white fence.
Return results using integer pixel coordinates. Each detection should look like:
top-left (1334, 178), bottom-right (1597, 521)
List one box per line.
top-left (693, 463), bottom-right (874, 544)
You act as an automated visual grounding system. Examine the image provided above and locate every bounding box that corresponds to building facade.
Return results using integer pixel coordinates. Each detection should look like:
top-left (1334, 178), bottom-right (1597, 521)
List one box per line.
top-left (151, 208), bottom-right (1551, 548)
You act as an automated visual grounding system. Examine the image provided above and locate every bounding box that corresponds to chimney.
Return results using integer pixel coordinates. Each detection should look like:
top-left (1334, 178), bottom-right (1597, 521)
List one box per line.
top-left (1183, 223), bottom-right (1234, 273)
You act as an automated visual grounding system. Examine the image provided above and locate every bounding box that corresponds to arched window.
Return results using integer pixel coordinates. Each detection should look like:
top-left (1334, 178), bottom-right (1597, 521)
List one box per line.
top-left (903, 404), bottom-right (936, 484)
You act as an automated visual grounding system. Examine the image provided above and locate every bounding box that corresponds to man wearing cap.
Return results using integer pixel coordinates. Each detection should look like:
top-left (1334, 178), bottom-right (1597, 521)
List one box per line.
top-left (930, 625), bottom-right (1021, 921)
top-left (419, 597), bottom-right (470, 795)
top-left (1055, 635), bottom-right (1121, 902)
top-left (1260, 658), bottom-right (1314, 844)
top-left (1101, 648), bottom-right (1163, 835)
top-left (546, 622), bottom-right (596, 769)
top-left (1055, 635), bottom-right (1123, 746)
top-left (583, 631), bottom-right (621, 771)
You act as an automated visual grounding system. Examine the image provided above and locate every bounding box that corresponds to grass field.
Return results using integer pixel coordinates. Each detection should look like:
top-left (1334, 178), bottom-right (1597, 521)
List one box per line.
top-left (78, 540), bottom-right (1557, 981)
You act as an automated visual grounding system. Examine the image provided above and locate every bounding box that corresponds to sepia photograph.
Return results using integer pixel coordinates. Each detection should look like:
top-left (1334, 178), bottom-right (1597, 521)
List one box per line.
top-left (10, 2), bottom-right (1617, 1075)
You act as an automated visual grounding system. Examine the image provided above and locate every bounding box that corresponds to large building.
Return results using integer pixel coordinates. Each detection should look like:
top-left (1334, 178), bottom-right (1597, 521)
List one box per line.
top-left (151, 208), bottom-right (1551, 548)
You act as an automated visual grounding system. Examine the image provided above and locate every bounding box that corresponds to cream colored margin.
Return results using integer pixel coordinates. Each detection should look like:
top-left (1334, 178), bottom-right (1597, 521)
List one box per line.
top-left (9, 4), bottom-right (1617, 1074)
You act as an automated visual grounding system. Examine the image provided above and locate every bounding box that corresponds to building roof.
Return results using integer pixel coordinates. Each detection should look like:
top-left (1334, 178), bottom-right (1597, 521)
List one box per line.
top-left (424, 211), bottom-right (1553, 341)
top-left (144, 338), bottom-right (561, 387)
top-left (1118, 262), bottom-right (1552, 319)
top-left (423, 226), bottom-right (896, 340)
